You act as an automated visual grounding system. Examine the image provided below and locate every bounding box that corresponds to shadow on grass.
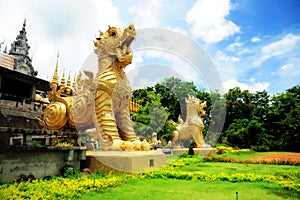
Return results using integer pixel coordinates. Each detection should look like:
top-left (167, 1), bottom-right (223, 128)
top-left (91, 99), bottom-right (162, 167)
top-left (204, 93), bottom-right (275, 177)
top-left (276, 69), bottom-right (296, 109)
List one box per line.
top-left (266, 185), bottom-right (300, 199)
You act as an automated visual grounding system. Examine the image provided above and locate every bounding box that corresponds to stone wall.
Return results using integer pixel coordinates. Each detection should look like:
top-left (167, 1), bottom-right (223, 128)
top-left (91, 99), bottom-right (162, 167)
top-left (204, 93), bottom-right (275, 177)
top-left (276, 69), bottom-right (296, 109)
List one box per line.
top-left (0, 147), bottom-right (86, 182)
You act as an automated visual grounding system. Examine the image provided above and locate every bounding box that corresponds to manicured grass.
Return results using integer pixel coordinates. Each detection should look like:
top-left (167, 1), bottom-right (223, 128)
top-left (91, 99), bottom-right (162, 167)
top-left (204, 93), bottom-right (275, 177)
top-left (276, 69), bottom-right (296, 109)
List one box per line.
top-left (79, 155), bottom-right (299, 200)
top-left (80, 179), bottom-right (299, 200)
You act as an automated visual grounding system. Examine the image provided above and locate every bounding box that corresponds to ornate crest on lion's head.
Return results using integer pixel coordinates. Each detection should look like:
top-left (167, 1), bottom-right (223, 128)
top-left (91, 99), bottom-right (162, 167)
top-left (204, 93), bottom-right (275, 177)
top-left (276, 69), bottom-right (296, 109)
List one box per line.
top-left (94, 24), bottom-right (136, 68)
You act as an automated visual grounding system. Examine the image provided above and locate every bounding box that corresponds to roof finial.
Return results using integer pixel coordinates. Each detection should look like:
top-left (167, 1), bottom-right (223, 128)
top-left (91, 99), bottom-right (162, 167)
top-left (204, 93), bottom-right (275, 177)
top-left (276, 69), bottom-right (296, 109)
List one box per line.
top-left (65, 71), bottom-right (72, 94)
top-left (52, 52), bottom-right (59, 85)
top-left (23, 17), bottom-right (26, 26)
top-left (67, 71), bottom-right (71, 87)
top-left (72, 73), bottom-right (76, 90)
top-left (61, 68), bottom-right (65, 87)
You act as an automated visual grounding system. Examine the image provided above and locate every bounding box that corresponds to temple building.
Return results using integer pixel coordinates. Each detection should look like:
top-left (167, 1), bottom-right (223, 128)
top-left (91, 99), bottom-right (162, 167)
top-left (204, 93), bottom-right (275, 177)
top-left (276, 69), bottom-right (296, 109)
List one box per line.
top-left (0, 20), bottom-right (51, 140)
top-left (8, 18), bottom-right (37, 76)
top-left (0, 19), bottom-right (49, 108)
top-left (0, 20), bottom-right (85, 183)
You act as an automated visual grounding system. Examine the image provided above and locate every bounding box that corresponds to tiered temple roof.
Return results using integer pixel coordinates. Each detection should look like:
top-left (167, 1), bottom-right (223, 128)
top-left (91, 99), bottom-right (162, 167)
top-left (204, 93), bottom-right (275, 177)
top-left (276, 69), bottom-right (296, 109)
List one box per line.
top-left (8, 18), bottom-right (37, 76)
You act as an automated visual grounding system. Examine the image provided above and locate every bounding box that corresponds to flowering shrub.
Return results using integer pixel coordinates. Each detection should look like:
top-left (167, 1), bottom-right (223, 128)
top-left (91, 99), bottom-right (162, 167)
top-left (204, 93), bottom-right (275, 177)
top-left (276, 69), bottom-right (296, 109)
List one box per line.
top-left (0, 174), bottom-right (135, 200)
top-left (216, 145), bottom-right (252, 155)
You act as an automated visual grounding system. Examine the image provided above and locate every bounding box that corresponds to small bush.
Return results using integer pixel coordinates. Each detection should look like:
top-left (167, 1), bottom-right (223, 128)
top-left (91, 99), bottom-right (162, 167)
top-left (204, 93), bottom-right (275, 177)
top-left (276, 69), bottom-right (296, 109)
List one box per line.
top-left (251, 145), bottom-right (270, 152)
top-left (61, 165), bottom-right (82, 179)
top-left (188, 145), bottom-right (195, 156)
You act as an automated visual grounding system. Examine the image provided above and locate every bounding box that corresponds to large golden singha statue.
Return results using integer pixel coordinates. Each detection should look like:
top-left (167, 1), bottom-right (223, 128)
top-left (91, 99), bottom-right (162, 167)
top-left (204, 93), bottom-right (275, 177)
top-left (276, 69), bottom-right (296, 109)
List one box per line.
top-left (172, 95), bottom-right (211, 148)
top-left (37, 24), bottom-right (150, 151)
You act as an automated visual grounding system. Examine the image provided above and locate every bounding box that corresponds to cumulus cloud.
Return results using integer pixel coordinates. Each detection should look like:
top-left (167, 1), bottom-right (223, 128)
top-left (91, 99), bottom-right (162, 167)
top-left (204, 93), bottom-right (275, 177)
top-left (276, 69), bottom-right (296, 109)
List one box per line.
top-left (185, 0), bottom-right (240, 43)
top-left (223, 79), bottom-right (269, 93)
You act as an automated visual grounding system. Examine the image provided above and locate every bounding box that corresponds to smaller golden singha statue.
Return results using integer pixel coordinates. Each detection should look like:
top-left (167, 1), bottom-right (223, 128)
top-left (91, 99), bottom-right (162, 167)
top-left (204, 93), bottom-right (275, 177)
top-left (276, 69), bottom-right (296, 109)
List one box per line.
top-left (172, 95), bottom-right (211, 148)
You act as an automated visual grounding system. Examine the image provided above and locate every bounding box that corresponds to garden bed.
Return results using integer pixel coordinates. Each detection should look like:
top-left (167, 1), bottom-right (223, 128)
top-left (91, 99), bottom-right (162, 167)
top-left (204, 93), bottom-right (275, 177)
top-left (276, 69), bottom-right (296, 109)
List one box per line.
top-left (254, 153), bottom-right (300, 162)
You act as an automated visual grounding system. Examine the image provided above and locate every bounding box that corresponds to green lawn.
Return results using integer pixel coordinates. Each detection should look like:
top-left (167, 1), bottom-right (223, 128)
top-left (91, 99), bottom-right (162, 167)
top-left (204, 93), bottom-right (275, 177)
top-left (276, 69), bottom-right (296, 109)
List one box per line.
top-left (80, 179), bottom-right (299, 200)
top-left (79, 155), bottom-right (300, 200)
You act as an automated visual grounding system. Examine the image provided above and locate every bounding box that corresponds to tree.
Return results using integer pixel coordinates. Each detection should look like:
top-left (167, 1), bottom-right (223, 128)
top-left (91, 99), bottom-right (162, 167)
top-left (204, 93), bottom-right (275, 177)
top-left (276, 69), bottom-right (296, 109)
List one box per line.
top-left (251, 90), bottom-right (270, 123)
top-left (161, 77), bottom-right (197, 121)
top-left (131, 89), bottom-right (175, 143)
top-left (267, 86), bottom-right (300, 151)
top-left (154, 83), bottom-right (180, 121)
top-left (224, 87), bottom-right (254, 133)
top-left (226, 118), bottom-right (266, 149)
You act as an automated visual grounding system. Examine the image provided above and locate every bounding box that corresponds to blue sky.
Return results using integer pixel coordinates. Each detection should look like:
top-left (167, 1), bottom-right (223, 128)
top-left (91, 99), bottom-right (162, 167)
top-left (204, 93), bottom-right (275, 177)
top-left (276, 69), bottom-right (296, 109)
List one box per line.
top-left (0, 0), bottom-right (299, 94)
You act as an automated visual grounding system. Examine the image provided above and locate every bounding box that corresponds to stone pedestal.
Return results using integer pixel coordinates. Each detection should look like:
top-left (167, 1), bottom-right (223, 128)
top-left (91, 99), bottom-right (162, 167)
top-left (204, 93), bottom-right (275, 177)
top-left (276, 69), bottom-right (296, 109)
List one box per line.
top-left (83, 150), bottom-right (166, 173)
top-left (173, 148), bottom-right (216, 156)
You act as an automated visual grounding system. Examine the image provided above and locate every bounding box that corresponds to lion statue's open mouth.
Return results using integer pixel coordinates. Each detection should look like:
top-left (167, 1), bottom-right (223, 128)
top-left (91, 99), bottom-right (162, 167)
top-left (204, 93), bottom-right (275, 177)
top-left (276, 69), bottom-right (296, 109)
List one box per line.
top-left (94, 24), bottom-right (136, 67)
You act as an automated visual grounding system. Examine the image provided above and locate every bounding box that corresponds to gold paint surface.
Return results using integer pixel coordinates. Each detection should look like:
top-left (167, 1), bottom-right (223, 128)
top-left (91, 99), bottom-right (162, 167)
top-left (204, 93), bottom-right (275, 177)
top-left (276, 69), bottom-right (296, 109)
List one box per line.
top-left (37, 25), bottom-right (150, 151)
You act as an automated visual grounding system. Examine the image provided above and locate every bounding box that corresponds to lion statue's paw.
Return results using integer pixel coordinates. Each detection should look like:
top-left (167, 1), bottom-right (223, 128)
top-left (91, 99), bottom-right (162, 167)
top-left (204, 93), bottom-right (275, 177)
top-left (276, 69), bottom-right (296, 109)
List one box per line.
top-left (141, 140), bottom-right (151, 151)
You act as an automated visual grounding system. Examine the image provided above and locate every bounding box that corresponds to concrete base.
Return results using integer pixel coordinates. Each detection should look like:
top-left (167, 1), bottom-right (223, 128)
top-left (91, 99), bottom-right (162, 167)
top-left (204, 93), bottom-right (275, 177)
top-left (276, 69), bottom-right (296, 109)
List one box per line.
top-left (83, 150), bottom-right (166, 173)
top-left (173, 148), bottom-right (216, 156)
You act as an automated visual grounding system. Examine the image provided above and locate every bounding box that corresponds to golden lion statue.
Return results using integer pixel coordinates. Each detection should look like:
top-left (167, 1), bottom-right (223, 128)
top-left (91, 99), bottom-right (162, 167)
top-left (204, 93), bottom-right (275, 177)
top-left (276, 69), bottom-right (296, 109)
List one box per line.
top-left (36, 24), bottom-right (150, 151)
top-left (172, 95), bottom-right (211, 148)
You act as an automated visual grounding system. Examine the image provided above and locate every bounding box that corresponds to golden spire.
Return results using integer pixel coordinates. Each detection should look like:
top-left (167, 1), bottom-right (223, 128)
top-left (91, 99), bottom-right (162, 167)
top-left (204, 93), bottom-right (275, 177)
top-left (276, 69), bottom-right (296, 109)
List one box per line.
top-left (61, 68), bottom-right (65, 88)
top-left (52, 52), bottom-right (59, 85)
top-left (72, 74), bottom-right (76, 90)
top-left (65, 71), bottom-right (72, 94)
top-left (67, 71), bottom-right (71, 87)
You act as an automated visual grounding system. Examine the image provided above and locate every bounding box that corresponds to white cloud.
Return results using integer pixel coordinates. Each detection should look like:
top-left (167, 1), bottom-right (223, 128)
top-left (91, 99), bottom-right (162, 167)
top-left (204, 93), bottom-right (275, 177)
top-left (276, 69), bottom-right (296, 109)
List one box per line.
top-left (251, 37), bottom-right (261, 42)
top-left (280, 63), bottom-right (293, 70)
top-left (128, 0), bottom-right (163, 28)
top-left (236, 48), bottom-right (249, 55)
top-left (216, 50), bottom-right (240, 62)
top-left (254, 34), bottom-right (300, 66)
top-left (262, 34), bottom-right (300, 55)
top-left (223, 79), bottom-right (269, 93)
top-left (278, 63), bottom-right (300, 76)
top-left (0, 0), bottom-right (123, 81)
top-left (185, 0), bottom-right (240, 43)
top-left (226, 42), bottom-right (242, 52)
